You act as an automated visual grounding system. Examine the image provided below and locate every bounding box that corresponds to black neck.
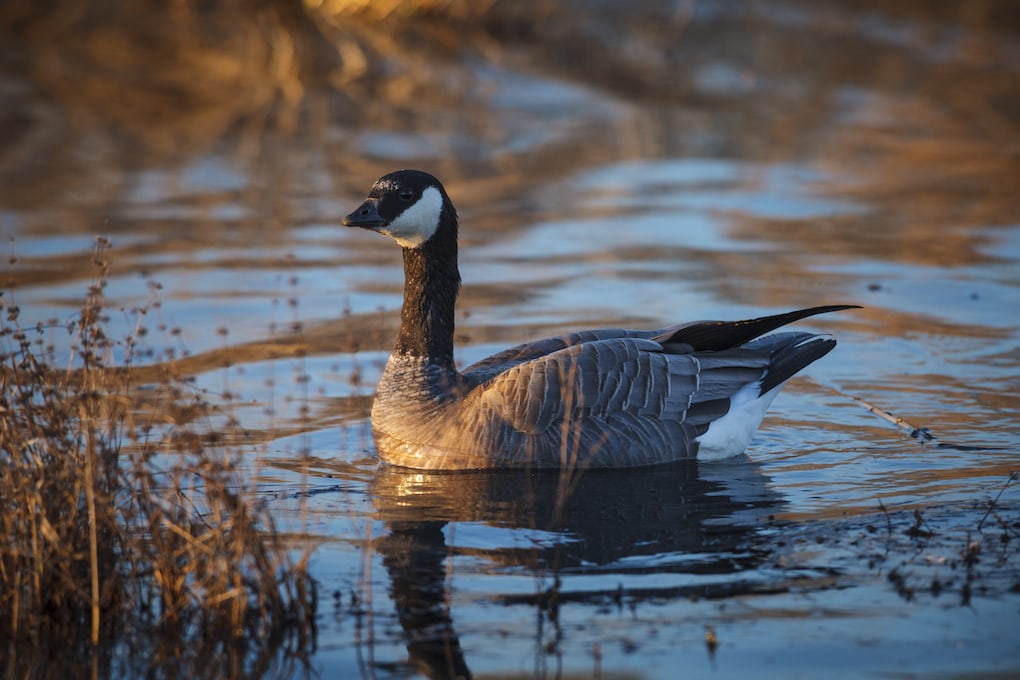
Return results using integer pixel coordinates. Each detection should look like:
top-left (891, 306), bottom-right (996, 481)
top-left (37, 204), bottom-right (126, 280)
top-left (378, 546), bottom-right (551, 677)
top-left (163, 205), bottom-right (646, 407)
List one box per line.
top-left (394, 216), bottom-right (461, 365)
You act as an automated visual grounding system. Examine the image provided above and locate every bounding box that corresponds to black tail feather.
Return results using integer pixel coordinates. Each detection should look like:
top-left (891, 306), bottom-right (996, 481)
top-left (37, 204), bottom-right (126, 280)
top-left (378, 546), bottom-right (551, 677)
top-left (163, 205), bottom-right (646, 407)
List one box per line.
top-left (656, 304), bottom-right (859, 352)
top-left (756, 334), bottom-right (837, 395)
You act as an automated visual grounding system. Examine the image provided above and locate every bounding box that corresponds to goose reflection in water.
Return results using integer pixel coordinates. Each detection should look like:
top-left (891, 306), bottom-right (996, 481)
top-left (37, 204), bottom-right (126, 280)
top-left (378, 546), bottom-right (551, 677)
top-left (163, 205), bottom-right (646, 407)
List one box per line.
top-left (372, 458), bottom-right (784, 679)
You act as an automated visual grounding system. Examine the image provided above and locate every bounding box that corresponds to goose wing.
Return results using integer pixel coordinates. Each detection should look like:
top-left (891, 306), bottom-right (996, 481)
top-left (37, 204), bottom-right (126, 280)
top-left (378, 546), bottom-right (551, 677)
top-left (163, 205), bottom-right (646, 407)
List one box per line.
top-left (474, 336), bottom-right (773, 432)
top-left (460, 305), bottom-right (856, 466)
top-left (462, 328), bottom-right (657, 380)
top-left (462, 335), bottom-right (772, 466)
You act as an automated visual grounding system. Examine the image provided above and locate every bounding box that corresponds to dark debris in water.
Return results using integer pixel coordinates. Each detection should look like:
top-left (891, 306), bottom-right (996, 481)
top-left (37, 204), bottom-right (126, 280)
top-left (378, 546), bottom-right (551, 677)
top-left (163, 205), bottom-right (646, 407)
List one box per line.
top-left (774, 491), bottom-right (1020, 607)
top-left (493, 579), bottom-right (796, 609)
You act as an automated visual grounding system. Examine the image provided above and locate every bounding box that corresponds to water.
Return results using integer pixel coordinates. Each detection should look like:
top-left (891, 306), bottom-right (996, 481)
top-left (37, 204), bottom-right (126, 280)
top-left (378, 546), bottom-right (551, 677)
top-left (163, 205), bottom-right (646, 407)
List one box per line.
top-left (2, 1), bottom-right (1019, 677)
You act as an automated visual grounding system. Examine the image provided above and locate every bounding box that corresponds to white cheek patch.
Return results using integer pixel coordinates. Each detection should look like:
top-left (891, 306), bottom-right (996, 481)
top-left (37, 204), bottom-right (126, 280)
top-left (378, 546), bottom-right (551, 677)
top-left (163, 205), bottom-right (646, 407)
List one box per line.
top-left (381, 186), bottom-right (443, 248)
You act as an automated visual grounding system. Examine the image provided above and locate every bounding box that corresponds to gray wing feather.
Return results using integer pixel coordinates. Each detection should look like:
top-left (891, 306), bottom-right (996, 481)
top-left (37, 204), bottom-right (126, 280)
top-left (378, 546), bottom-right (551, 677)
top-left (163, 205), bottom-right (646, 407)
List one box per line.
top-left (690, 348), bottom-right (770, 401)
top-left (463, 328), bottom-right (657, 379)
top-left (468, 337), bottom-right (704, 451)
top-left (453, 323), bottom-right (833, 466)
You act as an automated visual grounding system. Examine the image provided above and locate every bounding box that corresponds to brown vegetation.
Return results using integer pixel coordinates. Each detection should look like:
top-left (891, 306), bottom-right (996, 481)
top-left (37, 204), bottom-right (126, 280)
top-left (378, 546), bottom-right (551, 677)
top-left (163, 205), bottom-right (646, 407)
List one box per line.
top-left (0, 240), bottom-right (316, 675)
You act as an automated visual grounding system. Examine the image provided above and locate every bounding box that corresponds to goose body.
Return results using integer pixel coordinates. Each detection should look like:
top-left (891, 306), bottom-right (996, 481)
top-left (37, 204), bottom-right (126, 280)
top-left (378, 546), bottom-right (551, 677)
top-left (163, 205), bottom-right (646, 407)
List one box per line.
top-left (343, 170), bottom-right (856, 470)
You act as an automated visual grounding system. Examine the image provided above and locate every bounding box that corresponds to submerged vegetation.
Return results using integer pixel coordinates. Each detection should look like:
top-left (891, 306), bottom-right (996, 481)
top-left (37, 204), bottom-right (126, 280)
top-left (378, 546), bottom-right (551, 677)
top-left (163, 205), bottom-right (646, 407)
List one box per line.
top-left (0, 240), bottom-right (316, 675)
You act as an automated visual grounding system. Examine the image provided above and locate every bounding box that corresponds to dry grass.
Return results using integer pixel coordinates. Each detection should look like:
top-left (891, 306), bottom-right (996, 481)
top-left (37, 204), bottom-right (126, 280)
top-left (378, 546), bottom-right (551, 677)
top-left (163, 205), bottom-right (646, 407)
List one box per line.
top-left (0, 239), bottom-right (316, 674)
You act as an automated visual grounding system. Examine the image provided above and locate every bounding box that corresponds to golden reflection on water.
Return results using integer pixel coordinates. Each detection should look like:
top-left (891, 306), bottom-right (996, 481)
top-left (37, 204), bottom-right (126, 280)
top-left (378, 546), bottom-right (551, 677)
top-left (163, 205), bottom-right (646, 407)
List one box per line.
top-left (1, 3), bottom-right (1015, 249)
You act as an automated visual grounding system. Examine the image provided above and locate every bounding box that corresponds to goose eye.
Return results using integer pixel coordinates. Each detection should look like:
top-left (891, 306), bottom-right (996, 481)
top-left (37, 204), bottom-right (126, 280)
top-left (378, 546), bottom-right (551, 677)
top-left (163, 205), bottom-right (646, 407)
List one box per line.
top-left (399, 188), bottom-right (415, 201)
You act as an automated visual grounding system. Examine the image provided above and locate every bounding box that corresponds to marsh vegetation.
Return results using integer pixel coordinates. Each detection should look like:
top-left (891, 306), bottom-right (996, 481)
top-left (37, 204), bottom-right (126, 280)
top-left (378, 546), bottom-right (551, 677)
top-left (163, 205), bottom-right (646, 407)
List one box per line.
top-left (1, 241), bottom-right (316, 676)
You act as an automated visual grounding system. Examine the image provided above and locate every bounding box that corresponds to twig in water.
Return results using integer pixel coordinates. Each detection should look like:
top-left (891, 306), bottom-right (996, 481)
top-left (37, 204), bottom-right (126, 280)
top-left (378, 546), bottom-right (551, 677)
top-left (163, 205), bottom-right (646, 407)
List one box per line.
top-left (877, 500), bottom-right (894, 562)
top-left (977, 471), bottom-right (1019, 532)
top-left (849, 395), bottom-right (938, 445)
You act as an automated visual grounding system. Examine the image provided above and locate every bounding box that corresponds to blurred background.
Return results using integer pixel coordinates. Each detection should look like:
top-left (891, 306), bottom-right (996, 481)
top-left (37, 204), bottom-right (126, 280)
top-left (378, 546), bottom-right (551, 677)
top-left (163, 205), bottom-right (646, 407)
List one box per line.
top-left (3, 1), bottom-right (1016, 289)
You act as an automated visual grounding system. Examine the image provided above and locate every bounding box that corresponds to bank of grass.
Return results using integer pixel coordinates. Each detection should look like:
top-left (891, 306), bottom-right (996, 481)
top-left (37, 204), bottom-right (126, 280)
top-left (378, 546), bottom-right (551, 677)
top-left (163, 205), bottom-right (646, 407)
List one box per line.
top-left (0, 240), bottom-right (316, 673)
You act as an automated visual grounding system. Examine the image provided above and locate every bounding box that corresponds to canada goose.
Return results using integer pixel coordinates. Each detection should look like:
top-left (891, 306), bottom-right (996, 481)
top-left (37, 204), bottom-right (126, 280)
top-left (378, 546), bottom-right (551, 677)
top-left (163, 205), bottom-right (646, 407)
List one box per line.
top-left (343, 169), bottom-right (857, 470)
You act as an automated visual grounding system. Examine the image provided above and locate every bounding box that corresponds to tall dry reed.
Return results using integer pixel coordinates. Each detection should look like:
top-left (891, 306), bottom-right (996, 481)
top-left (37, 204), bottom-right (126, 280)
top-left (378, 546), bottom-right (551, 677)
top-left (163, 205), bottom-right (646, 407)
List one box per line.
top-left (0, 239), bottom-right (315, 673)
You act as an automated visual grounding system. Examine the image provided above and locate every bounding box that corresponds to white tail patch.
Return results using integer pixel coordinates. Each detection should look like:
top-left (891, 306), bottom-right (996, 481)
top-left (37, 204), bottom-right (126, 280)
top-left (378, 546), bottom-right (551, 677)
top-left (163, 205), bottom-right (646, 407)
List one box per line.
top-left (382, 185), bottom-right (443, 248)
top-left (695, 381), bottom-right (782, 460)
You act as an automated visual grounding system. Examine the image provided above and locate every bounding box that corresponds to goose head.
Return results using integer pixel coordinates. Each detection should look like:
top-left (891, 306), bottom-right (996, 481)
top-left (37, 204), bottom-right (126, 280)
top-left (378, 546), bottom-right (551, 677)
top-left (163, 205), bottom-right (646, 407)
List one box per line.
top-left (342, 169), bottom-right (456, 249)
